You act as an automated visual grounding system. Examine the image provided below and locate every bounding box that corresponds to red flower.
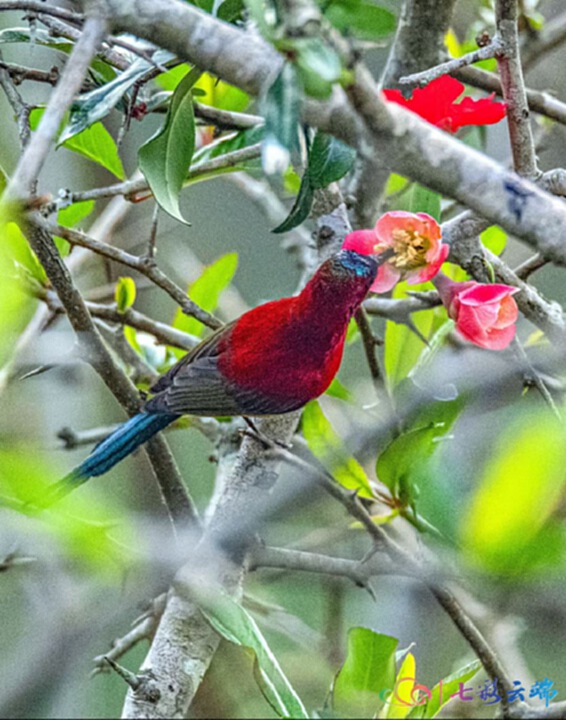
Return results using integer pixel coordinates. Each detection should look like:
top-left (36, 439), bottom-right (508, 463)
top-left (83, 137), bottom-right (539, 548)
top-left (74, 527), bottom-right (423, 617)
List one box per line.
top-left (434, 274), bottom-right (519, 350)
top-left (383, 75), bottom-right (507, 133)
top-left (343, 211), bottom-right (449, 293)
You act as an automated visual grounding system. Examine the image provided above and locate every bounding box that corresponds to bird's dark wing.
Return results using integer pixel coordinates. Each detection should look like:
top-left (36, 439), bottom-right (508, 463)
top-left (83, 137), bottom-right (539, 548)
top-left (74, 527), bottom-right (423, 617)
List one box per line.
top-left (145, 322), bottom-right (244, 416)
top-left (145, 320), bottom-right (304, 417)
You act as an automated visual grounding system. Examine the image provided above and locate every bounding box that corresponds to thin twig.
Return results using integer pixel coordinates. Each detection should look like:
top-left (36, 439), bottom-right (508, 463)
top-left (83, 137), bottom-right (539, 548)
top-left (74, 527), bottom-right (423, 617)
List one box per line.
top-left (513, 253), bottom-right (548, 280)
top-left (0, 49), bottom-right (31, 147)
top-left (23, 223), bottom-right (198, 530)
top-left (495, 0), bottom-right (538, 178)
top-left (399, 40), bottom-right (503, 88)
top-left (5, 12), bottom-right (108, 200)
top-left (0, 0), bottom-right (84, 22)
top-left (37, 13), bottom-right (130, 71)
top-left (28, 214), bottom-right (222, 330)
top-left (193, 102), bottom-right (262, 130)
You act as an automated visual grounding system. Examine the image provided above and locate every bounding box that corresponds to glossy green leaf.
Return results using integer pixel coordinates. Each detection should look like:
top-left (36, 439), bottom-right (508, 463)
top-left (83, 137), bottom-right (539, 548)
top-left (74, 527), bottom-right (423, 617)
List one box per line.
top-left (302, 401), bottom-right (373, 498)
top-left (61, 121), bottom-right (125, 179)
top-left (31, 108), bottom-right (124, 181)
top-left (423, 660), bottom-right (481, 718)
top-left (173, 252), bottom-right (238, 340)
top-left (61, 50), bottom-right (175, 140)
top-left (273, 130), bottom-right (354, 233)
top-left (461, 411), bottom-right (566, 573)
top-left (262, 63), bottom-right (301, 174)
top-left (333, 628), bottom-right (398, 718)
top-left (192, 584), bottom-right (308, 718)
top-left (308, 131), bottom-right (356, 189)
top-left (115, 277), bottom-right (137, 313)
top-left (139, 68), bottom-right (201, 224)
top-left (324, 0), bottom-right (396, 40)
top-left (272, 172), bottom-right (314, 233)
top-left (409, 183), bottom-right (441, 222)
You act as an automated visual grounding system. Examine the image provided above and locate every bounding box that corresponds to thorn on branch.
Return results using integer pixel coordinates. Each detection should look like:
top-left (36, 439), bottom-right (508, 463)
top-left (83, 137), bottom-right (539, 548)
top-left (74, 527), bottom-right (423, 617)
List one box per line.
top-left (103, 657), bottom-right (161, 704)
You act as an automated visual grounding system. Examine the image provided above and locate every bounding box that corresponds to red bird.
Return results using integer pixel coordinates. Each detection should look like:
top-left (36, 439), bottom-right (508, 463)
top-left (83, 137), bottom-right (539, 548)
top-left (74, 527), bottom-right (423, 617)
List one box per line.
top-left (62, 250), bottom-right (381, 491)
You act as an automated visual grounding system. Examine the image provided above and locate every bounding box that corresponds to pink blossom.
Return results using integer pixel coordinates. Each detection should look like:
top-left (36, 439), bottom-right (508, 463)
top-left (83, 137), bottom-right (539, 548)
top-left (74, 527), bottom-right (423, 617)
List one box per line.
top-left (435, 274), bottom-right (519, 350)
top-left (343, 211), bottom-right (449, 293)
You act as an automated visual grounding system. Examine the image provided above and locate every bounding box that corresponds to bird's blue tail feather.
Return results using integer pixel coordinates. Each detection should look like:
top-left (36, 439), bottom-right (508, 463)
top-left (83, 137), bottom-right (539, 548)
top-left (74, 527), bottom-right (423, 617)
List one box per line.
top-left (65, 412), bottom-right (177, 487)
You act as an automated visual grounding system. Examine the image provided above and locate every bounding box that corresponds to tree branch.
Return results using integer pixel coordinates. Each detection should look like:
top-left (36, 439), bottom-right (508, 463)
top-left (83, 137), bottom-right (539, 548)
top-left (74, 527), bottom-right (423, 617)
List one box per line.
top-left (5, 10), bottom-right (108, 200)
top-left (23, 223), bottom-right (198, 529)
top-left (495, 0), bottom-right (538, 178)
top-left (28, 214), bottom-right (222, 330)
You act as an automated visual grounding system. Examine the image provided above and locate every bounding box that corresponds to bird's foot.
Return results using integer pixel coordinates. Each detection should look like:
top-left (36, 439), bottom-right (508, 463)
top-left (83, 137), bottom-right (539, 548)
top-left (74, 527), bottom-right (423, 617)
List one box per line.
top-left (241, 419), bottom-right (292, 450)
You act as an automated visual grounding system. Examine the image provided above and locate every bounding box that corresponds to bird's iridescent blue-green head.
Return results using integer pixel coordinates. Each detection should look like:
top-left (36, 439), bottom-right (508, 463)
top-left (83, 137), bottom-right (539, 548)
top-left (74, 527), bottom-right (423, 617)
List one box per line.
top-left (332, 249), bottom-right (378, 279)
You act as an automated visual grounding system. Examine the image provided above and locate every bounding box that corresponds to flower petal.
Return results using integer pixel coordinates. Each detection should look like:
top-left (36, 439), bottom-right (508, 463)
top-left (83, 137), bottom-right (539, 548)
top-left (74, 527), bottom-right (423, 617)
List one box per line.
top-left (374, 211), bottom-right (416, 244)
top-left (458, 283), bottom-right (518, 306)
top-left (410, 243), bottom-right (449, 284)
top-left (342, 229), bottom-right (379, 256)
top-left (371, 262), bottom-right (401, 293)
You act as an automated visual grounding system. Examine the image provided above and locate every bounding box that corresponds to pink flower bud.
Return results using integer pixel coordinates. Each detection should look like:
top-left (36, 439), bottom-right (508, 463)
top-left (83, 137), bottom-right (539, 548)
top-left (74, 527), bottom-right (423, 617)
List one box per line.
top-left (434, 274), bottom-right (519, 350)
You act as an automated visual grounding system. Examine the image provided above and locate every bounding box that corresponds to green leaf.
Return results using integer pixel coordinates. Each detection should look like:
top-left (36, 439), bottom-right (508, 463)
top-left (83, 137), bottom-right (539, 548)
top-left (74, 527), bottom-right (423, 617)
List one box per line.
top-left (308, 131), bottom-right (356, 189)
top-left (243, 0), bottom-right (274, 39)
top-left (333, 628), bottom-right (398, 718)
top-left (173, 252), bottom-right (238, 340)
top-left (292, 37), bottom-right (342, 99)
top-left (423, 660), bottom-right (481, 718)
top-left (55, 200), bottom-right (95, 257)
top-left (384, 283), bottom-right (437, 387)
top-left (326, 377), bottom-right (352, 401)
top-left (272, 130), bottom-right (354, 233)
top-left (192, 584), bottom-right (308, 718)
top-left (139, 67), bottom-right (201, 224)
top-left (0, 215), bottom-right (40, 370)
top-left (324, 0), bottom-right (396, 40)
top-left (262, 62), bottom-right (301, 175)
top-left (115, 277), bottom-right (136, 313)
top-left (191, 125), bottom-right (263, 175)
top-left (0, 163), bottom-right (7, 194)
top-left (461, 410), bottom-right (566, 573)
top-left (376, 424), bottom-right (449, 507)
top-left (61, 50), bottom-right (175, 140)
top-left (302, 401), bottom-right (373, 498)
top-left (272, 172), bottom-right (314, 233)
top-left (0, 26), bottom-right (72, 51)
top-left (409, 183), bottom-right (442, 222)
top-left (383, 651), bottom-right (416, 719)
top-left (61, 121), bottom-right (125, 179)
top-left (480, 225), bottom-right (507, 255)
top-left (31, 109), bottom-right (125, 181)
top-left (58, 201), bottom-right (95, 228)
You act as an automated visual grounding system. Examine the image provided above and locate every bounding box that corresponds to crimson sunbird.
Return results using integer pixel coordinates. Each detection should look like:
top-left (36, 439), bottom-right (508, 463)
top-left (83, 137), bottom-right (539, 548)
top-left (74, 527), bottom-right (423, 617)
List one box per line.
top-left (59, 250), bottom-right (385, 495)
